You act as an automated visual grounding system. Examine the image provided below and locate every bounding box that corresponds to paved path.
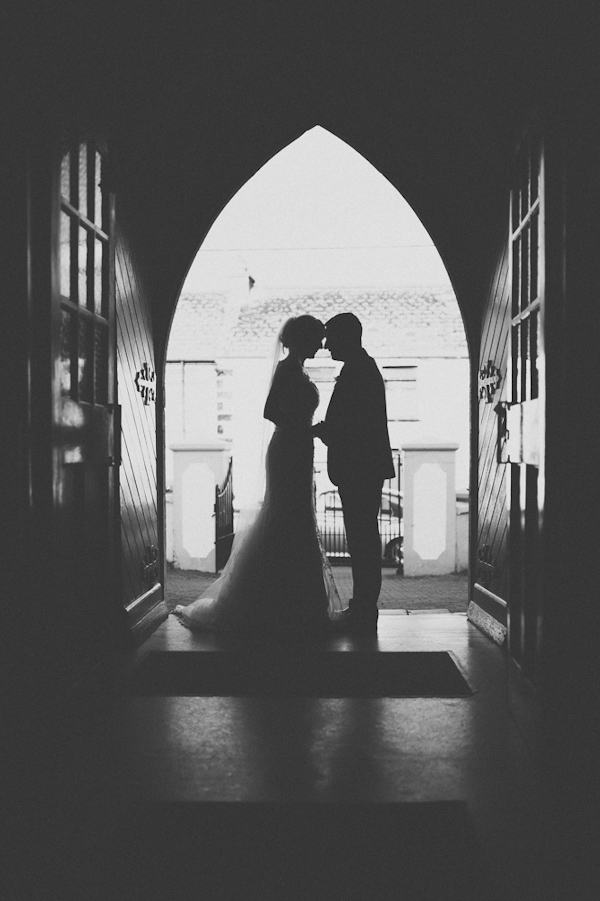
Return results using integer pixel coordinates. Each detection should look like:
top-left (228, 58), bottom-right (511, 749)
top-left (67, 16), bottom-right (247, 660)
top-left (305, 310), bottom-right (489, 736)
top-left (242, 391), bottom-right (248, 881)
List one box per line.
top-left (165, 565), bottom-right (469, 614)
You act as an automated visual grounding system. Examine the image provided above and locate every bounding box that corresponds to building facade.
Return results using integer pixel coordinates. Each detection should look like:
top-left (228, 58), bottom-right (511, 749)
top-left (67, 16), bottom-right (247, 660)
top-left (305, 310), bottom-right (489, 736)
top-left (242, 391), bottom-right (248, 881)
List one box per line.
top-left (165, 287), bottom-right (469, 568)
top-left (166, 286), bottom-right (469, 485)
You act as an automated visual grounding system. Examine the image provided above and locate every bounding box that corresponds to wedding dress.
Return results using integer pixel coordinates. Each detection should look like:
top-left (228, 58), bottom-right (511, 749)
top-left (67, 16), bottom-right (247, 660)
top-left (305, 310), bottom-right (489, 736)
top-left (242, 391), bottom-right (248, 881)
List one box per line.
top-left (173, 355), bottom-right (347, 634)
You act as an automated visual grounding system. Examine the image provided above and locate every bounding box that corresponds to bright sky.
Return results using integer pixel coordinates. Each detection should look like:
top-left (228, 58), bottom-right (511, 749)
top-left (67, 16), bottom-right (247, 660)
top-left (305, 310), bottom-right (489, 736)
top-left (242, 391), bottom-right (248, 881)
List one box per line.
top-left (183, 126), bottom-right (451, 292)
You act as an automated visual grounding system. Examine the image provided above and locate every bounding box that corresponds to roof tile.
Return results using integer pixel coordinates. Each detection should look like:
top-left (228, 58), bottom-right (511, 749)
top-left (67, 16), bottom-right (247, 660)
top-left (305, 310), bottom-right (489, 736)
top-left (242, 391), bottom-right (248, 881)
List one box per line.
top-left (168, 287), bottom-right (467, 360)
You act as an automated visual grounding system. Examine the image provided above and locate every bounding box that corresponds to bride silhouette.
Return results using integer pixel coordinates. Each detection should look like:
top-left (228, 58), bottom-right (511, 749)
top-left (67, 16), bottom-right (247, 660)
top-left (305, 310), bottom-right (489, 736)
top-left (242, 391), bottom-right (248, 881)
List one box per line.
top-left (173, 315), bottom-right (348, 635)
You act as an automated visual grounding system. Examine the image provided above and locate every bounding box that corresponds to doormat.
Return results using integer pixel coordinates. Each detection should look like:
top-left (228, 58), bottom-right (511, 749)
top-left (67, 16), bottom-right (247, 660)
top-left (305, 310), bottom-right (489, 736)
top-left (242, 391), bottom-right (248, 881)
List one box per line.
top-left (128, 650), bottom-right (474, 697)
top-left (5, 800), bottom-right (489, 900)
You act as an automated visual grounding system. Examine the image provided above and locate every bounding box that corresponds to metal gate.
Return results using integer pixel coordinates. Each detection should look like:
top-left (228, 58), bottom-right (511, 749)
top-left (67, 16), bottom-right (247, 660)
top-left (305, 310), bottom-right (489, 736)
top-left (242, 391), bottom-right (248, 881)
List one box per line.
top-left (214, 458), bottom-right (234, 572)
top-left (315, 455), bottom-right (403, 569)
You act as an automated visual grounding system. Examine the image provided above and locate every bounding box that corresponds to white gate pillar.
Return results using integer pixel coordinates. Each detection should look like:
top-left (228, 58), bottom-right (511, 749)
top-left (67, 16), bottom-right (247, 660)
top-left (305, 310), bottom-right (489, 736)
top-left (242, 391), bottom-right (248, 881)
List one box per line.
top-left (171, 442), bottom-right (230, 572)
top-left (401, 441), bottom-right (459, 576)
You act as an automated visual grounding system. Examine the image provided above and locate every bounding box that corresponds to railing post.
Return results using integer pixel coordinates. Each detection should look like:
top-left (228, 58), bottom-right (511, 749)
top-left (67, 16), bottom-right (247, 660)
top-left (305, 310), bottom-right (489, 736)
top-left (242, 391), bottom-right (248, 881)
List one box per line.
top-left (401, 441), bottom-right (459, 576)
top-left (170, 441), bottom-right (230, 571)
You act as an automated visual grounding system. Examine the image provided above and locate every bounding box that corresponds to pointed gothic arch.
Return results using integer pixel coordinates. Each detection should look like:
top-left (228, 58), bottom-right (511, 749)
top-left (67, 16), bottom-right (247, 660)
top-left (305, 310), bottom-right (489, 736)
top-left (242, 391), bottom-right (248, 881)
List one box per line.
top-left (164, 125), bottom-right (470, 579)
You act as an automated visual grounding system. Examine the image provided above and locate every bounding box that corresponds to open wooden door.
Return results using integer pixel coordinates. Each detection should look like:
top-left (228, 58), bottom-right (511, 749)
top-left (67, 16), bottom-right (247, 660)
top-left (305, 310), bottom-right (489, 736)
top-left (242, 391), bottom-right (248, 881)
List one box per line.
top-left (504, 130), bottom-right (545, 734)
top-left (52, 136), bottom-right (124, 653)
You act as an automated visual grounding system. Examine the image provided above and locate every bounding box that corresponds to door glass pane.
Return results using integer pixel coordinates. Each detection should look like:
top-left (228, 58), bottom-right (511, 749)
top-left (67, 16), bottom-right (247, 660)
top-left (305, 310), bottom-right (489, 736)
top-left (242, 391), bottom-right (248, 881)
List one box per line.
top-left (94, 151), bottom-right (103, 228)
top-left (94, 323), bottom-right (108, 405)
top-left (60, 212), bottom-right (71, 300)
top-left (93, 238), bottom-right (104, 314)
top-left (511, 239), bottom-right (520, 319)
top-left (78, 227), bottom-right (88, 306)
top-left (521, 318), bottom-right (530, 401)
top-left (78, 143), bottom-right (88, 217)
top-left (60, 308), bottom-right (74, 397)
top-left (530, 310), bottom-right (539, 399)
top-left (530, 212), bottom-right (538, 302)
top-left (520, 227), bottom-right (530, 312)
top-left (511, 327), bottom-right (520, 404)
top-left (78, 316), bottom-right (93, 402)
top-left (61, 147), bottom-right (71, 202)
top-left (520, 147), bottom-right (530, 220)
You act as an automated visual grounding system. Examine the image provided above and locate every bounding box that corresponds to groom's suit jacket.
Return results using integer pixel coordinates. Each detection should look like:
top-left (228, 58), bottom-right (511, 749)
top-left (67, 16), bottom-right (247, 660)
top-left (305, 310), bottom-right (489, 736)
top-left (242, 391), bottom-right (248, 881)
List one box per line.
top-left (324, 348), bottom-right (395, 487)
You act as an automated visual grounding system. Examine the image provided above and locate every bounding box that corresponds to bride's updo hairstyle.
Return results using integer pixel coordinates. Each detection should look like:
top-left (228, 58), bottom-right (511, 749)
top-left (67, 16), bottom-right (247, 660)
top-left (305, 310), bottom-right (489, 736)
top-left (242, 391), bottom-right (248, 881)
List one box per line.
top-left (280, 315), bottom-right (325, 350)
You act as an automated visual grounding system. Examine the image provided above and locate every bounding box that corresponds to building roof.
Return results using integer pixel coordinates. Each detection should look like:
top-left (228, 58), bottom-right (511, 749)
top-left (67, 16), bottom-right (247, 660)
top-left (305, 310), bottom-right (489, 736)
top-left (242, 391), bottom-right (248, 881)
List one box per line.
top-left (167, 287), bottom-right (468, 361)
top-left (166, 292), bottom-right (230, 360)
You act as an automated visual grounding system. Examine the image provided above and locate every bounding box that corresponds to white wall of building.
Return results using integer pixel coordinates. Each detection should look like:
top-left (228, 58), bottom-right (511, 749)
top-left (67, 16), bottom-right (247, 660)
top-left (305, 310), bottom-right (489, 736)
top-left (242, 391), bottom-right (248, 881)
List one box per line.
top-left (387, 358), bottom-right (470, 493)
top-left (166, 354), bottom-right (469, 496)
top-left (310, 356), bottom-right (469, 496)
top-left (165, 361), bottom-right (220, 487)
top-left (165, 353), bottom-right (469, 570)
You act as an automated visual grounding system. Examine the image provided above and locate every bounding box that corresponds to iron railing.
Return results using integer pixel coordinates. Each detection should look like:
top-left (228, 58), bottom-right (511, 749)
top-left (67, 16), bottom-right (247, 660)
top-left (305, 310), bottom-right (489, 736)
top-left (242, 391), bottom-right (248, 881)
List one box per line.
top-left (214, 457), bottom-right (234, 572)
top-left (314, 454), bottom-right (403, 569)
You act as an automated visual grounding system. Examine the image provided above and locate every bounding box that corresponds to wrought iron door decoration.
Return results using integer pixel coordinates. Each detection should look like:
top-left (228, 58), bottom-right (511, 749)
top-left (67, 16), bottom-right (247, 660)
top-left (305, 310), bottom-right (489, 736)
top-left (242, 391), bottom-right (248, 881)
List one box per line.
top-left (141, 544), bottom-right (159, 585)
top-left (476, 544), bottom-right (496, 588)
top-left (135, 362), bottom-right (155, 405)
top-left (478, 360), bottom-right (502, 402)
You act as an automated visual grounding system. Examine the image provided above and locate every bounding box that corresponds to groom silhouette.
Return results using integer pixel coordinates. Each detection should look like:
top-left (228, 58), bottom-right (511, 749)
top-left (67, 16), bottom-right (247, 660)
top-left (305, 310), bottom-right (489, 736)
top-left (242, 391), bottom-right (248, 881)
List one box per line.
top-left (314, 313), bottom-right (395, 636)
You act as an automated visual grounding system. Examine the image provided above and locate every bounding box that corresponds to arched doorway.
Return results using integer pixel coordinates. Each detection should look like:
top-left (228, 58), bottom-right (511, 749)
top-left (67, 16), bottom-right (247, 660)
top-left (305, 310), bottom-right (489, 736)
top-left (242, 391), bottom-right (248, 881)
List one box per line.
top-left (164, 127), bottom-right (469, 609)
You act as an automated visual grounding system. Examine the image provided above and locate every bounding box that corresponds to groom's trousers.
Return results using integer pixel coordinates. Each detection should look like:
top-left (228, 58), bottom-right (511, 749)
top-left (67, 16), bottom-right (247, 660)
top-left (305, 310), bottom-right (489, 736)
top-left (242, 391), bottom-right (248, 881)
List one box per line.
top-left (338, 477), bottom-right (384, 624)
